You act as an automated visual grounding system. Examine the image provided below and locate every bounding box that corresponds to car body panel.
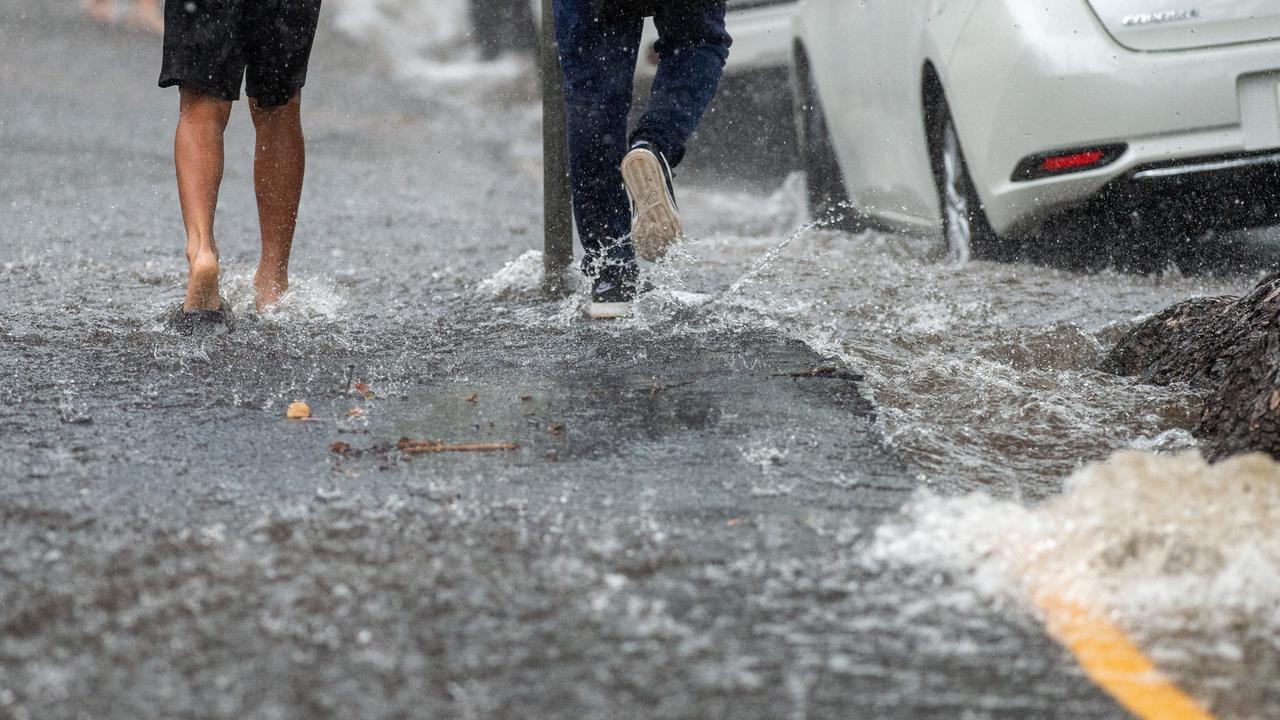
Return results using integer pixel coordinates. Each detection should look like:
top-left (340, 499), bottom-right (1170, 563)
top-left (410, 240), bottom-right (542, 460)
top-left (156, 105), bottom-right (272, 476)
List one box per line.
top-left (793, 0), bottom-right (1280, 237)
top-left (1085, 0), bottom-right (1280, 52)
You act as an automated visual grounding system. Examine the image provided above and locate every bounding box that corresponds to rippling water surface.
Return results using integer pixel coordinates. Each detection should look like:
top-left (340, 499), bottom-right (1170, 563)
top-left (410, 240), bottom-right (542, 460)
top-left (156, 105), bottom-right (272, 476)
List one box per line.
top-left (4, 0), bottom-right (1279, 716)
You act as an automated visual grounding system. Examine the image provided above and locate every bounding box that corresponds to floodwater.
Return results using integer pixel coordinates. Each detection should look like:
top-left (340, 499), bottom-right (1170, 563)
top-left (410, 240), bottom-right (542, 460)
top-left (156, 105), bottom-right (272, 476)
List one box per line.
top-left (3, 0), bottom-right (1279, 717)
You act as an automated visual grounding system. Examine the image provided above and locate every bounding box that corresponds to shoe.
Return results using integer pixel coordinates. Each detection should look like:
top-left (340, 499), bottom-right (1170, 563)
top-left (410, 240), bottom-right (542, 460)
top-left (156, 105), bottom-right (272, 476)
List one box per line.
top-left (622, 141), bottom-right (683, 262)
top-left (588, 276), bottom-right (636, 320)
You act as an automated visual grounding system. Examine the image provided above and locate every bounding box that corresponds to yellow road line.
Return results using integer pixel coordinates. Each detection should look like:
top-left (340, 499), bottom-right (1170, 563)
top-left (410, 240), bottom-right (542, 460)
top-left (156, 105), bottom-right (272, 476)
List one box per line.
top-left (1032, 589), bottom-right (1215, 720)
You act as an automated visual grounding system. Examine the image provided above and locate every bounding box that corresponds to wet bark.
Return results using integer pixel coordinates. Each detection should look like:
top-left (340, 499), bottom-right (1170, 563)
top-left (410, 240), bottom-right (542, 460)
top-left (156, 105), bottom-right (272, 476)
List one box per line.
top-left (1101, 272), bottom-right (1280, 459)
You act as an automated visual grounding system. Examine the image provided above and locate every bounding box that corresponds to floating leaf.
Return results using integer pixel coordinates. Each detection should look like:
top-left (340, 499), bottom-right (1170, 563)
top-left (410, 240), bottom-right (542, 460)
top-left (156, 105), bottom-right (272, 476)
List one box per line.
top-left (286, 401), bottom-right (311, 420)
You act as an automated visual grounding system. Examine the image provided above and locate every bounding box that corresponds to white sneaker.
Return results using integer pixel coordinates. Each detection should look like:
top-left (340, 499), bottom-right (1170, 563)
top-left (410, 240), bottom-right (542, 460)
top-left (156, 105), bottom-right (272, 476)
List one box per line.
top-left (621, 142), bottom-right (683, 262)
top-left (587, 276), bottom-right (636, 320)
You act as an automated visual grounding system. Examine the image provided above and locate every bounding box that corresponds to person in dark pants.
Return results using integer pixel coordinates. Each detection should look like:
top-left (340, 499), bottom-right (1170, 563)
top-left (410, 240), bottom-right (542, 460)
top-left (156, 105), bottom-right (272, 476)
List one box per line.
top-left (158, 0), bottom-right (322, 326)
top-left (553, 0), bottom-right (731, 318)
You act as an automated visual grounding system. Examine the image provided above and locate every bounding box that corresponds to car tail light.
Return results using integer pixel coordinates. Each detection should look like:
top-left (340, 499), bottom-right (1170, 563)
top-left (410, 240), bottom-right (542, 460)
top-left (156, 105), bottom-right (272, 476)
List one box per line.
top-left (1041, 150), bottom-right (1105, 172)
top-left (1013, 144), bottom-right (1127, 181)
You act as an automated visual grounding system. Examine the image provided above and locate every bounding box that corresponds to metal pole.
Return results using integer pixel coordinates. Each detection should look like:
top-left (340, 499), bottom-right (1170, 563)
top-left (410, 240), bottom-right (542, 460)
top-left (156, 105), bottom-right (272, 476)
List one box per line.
top-left (540, 0), bottom-right (575, 296)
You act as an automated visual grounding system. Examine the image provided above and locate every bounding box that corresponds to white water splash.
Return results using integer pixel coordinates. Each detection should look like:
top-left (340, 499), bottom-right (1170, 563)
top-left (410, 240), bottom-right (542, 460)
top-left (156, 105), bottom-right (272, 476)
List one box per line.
top-left (478, 250), bottom-right (545, 299)
top-left (869, 450), bottom-right (1280, 717)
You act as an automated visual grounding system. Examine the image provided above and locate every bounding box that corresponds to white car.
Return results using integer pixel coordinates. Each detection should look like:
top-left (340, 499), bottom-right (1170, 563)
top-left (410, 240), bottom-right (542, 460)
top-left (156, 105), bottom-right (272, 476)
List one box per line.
top-left (791, 0), bottom-right (1280, 260)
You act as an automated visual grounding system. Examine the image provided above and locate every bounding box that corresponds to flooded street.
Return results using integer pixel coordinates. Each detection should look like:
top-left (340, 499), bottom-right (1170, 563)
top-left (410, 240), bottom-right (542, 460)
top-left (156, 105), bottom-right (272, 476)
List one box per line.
top-left (3, 1), bottom-right (1279, 718)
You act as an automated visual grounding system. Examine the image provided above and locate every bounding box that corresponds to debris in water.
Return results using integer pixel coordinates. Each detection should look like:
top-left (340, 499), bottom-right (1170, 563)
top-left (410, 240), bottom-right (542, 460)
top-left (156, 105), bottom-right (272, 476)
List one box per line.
top-left (548, 423), bottom-right (565, 436)
top-left (330, 441), bottom-right (352, 455)
top-left (353, 382), bottom-right (376, 400)
top-left (396, 438), bottom-right (518, 455)
top-left (286, 401), bottom-right (312, 420)
top-left (465, 393), bottom-right (479, 403)
top-left (346, 408), bottom-right (366, 419)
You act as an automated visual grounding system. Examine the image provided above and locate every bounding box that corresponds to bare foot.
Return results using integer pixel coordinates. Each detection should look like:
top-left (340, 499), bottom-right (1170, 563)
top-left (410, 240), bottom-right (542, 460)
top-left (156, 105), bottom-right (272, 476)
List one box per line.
top-left (85, 0), bottom-right (116, 25)
top-left (183, 251), bottom-right (222, 311)
top-left (253, 269), bottom-right (289, 313)
top-left (125, 1), bottom-right (164, 34)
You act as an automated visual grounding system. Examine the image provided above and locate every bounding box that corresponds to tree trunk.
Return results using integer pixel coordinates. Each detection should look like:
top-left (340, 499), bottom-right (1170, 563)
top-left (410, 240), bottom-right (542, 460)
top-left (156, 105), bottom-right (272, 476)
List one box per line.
top-left (1101, 272), bottom-right (1280, 459)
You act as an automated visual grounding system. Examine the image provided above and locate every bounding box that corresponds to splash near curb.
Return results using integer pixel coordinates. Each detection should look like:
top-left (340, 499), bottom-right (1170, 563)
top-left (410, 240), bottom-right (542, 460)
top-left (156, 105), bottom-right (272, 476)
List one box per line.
top-left (1032, 589), bottom-right (1214, 720)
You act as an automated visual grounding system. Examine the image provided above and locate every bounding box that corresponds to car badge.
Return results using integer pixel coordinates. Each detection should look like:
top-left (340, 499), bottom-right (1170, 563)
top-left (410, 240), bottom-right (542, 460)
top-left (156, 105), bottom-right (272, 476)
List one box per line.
top-left (1121, 8), bottom-right (1201, 27)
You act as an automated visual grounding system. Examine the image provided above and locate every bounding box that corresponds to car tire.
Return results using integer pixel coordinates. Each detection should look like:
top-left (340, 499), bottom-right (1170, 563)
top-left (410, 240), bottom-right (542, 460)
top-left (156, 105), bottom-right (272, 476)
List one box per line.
top-left (793, 55), bottom-right (863, 232)
top-left (929, 101), bottom-right (1012, 262)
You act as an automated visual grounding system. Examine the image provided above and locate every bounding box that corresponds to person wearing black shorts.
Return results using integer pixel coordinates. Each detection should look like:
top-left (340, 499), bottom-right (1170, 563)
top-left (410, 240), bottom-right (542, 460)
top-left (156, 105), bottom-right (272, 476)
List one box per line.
top-left (158, 0), bottom-right (322, 320)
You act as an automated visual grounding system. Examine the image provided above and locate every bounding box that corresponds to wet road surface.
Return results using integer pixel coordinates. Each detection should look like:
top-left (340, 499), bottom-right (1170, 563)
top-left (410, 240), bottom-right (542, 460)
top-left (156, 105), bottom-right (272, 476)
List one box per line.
top-left (3, 1), bottom-right (1280, 718)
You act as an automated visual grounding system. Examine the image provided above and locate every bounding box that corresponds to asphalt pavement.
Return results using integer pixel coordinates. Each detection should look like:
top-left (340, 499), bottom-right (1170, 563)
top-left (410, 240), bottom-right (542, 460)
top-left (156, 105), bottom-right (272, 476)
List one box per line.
top-left (0, 3), bottom-right (1130, 718)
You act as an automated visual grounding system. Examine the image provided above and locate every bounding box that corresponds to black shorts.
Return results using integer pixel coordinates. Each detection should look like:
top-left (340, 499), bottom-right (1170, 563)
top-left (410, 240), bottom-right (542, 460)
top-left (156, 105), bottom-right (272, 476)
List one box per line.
top-left (159, 0), bottom-right (322, 108)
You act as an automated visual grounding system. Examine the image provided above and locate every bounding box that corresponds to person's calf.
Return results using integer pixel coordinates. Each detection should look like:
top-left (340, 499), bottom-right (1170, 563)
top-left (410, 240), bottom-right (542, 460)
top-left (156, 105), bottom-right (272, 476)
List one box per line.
top-left (249, 95), bottom-right (305, 312)
top-left (175, 89), bottom-right (232, 312)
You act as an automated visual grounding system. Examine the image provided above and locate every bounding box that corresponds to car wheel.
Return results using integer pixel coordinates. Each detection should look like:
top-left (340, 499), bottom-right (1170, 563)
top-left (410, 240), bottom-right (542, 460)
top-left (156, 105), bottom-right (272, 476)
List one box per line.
top-left (794, 59), bottom-right (863, 232)
top-left (933, 108), bottom-right (1010, 261)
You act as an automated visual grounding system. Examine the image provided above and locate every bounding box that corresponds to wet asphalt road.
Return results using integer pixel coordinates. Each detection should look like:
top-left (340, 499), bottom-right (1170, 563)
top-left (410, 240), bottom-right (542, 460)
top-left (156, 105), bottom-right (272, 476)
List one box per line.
top-left (0, 3), bottom-right (1133, 718)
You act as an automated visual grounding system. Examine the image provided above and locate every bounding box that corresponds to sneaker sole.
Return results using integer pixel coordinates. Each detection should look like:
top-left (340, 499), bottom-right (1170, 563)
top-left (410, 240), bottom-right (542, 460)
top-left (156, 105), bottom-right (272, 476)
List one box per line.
top-left (622, 149), bottom-right (682, 262)
top-left (587, 301), bottom-right (632, 320)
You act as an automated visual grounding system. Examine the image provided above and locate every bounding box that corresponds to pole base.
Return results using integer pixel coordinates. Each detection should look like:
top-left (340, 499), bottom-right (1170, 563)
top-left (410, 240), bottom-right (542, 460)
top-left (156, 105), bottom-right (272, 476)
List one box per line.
top-left (541, 264), bottom-right (576, 300)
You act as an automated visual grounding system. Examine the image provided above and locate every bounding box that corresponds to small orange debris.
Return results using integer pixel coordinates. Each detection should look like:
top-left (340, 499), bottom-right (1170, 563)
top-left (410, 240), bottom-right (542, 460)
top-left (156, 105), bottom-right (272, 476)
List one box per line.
top-left (465, 393), bottom-right (479, 403)
top-left (353, 382), bottom-right (376, 400)
top-left (286, 401), bottom-right (311, 420)
top-left (346, 408), bottom-right (366, 418)
top-left (330, 441), bottom-right (352, 454)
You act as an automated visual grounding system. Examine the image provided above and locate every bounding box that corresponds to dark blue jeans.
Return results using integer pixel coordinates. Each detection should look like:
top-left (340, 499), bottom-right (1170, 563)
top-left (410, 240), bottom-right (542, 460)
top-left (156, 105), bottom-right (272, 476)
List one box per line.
top-left (553, 0), bottom-right (730, 280)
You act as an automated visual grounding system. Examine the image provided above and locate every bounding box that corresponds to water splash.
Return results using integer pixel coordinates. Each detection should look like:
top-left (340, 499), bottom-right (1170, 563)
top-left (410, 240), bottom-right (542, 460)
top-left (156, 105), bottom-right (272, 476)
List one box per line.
top-left (478, 250), bottom-right (544, 300)
top-left (869, 450), bottom-right (1280, 718)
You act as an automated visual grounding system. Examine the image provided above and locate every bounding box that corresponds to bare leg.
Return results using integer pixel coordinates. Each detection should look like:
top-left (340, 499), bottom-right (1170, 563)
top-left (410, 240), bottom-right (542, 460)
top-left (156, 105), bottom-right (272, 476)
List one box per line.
top-left (126, 0), bottom-right (165, 34)
top-left (86, 0), bottom-right (116, 24)
top-left (174, 88), bottom-right (232, 311)
top-left (248, 94), bottom-right (306, 312)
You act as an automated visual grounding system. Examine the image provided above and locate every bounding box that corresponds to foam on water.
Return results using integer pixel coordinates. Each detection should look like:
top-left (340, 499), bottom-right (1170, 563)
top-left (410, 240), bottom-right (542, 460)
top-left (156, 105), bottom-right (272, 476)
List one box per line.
top-left (478, 250), bottom-right (544, 300)
top-left (869, 450), bottom-right (1280, 717)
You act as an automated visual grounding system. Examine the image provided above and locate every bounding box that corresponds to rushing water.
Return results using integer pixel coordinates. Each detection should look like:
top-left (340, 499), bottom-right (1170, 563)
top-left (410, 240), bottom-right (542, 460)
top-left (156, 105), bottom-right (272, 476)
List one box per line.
top-left (329, 1), bottom-right (1280, 710)
top-left (3, 0), bottom-right (1279, 716)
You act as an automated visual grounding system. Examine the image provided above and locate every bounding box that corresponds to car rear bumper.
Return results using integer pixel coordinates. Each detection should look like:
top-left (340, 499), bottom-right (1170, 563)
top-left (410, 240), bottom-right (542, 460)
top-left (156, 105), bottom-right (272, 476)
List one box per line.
top-left (1066, 150), bottom-right (1280, 236)
top-left (948, 1), bottom-right (1280, 236)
